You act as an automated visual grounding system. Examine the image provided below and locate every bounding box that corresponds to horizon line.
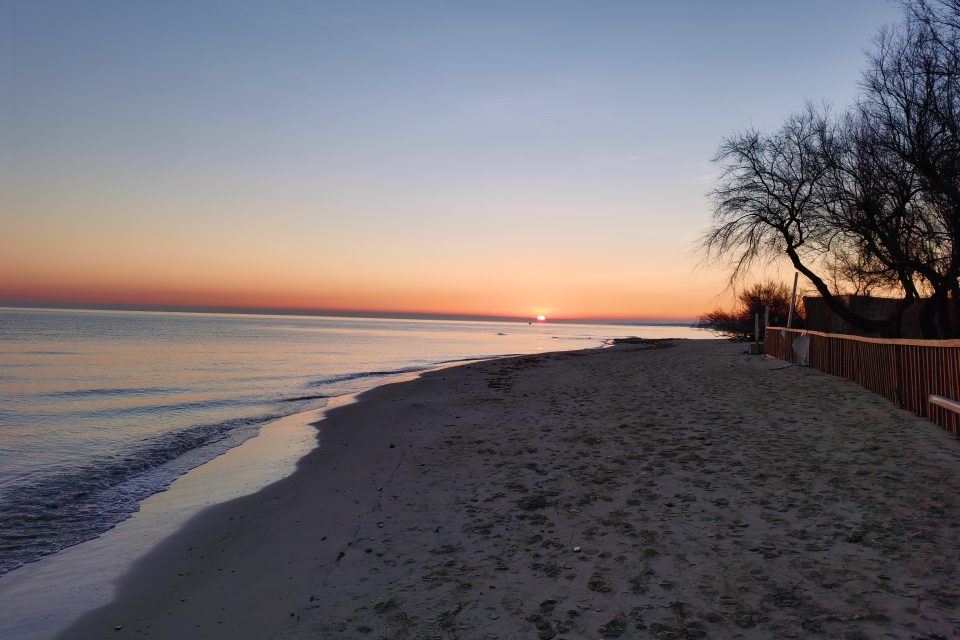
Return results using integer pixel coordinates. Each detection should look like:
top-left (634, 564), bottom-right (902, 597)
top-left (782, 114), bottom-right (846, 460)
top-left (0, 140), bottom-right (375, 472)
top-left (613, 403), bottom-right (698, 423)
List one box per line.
top-left (0, 300), bottom-right (697, 326)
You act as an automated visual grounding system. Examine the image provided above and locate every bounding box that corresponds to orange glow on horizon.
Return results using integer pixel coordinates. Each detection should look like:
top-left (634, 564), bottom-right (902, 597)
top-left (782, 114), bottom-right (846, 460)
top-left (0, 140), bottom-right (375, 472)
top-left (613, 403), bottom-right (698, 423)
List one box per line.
top-left (1, 207), bottom-right (732, 322)
top-left (0, 277), bottom-right (719, 322)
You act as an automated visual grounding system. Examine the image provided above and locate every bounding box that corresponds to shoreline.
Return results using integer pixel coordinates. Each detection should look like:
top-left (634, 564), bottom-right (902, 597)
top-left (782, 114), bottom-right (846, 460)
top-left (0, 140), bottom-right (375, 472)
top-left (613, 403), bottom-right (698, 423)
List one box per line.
top-left (58, 339), bottom-right (960, 639)
top-left (0, 355), bottom-right (520, 639)
top-left (0, 308), bottom-right (665, 582)
top-left (0, 408), bottom-right (321, 640)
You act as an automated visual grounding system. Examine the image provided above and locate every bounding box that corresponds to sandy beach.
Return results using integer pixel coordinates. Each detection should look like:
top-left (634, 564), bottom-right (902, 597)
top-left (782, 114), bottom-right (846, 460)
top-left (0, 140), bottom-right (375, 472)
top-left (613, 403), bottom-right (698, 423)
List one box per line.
top-left (61, 340), bottom-right (960, 639)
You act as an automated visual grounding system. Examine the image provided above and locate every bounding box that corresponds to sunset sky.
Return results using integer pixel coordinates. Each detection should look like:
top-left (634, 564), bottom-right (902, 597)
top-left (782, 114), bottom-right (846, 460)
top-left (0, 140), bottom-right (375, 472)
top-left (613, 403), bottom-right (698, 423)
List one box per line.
top-left (2, 1), bottom-right (901, 321)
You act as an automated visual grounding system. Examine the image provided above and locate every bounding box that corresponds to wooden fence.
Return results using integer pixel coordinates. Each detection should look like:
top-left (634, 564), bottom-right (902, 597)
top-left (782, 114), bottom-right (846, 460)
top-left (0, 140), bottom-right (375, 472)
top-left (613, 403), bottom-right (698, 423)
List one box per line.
top-left (764, 327), bottom-right (960, 435)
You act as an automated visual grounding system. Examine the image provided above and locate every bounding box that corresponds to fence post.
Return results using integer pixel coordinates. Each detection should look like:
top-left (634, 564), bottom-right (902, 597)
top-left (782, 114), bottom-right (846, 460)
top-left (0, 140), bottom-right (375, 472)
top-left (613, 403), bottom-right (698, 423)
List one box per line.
top-left (786, 272), bottom-right (798, 329)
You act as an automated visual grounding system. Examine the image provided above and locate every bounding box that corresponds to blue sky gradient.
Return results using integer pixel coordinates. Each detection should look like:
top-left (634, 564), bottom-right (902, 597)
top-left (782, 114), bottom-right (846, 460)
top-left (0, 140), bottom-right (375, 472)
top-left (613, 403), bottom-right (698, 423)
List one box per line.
top-left (2, 1), bottom-right (902, 319)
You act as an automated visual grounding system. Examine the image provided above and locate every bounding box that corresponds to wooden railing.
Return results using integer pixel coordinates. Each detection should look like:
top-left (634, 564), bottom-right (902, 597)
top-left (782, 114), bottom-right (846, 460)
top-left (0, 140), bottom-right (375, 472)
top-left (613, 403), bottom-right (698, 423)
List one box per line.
top-left (765, 327), bottom-right (960, 435)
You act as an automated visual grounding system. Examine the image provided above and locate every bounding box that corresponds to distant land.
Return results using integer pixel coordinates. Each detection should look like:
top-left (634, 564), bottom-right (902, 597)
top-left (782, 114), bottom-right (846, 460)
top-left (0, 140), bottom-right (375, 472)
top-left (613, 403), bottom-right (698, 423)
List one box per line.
top-left (0, 301), bottom-right (695, 327)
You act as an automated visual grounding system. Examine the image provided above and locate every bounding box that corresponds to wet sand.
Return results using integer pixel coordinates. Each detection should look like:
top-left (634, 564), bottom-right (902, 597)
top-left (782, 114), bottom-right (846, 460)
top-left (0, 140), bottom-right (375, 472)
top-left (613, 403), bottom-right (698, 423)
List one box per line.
top-left (61, 340), bottom-right (960, 639)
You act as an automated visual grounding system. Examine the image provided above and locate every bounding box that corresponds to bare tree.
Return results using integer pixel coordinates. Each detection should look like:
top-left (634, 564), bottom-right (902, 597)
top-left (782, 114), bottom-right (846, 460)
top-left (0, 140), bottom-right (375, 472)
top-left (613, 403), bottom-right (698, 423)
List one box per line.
top-left (701, 106), bottom-right (896, 334)
top-left (860, 0), bottom-right (960, 336)
top-left (815, 111), bottom-right (928, 334)
top-left (700, 0), bottom-right (960, 338)
top-left (697, 281), bottom-right (794, 341)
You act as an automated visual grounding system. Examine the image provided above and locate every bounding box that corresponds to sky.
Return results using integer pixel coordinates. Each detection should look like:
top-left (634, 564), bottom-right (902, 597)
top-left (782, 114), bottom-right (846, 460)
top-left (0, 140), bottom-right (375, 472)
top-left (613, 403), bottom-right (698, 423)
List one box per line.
top-left (1, 0), bottom-right (903, 321)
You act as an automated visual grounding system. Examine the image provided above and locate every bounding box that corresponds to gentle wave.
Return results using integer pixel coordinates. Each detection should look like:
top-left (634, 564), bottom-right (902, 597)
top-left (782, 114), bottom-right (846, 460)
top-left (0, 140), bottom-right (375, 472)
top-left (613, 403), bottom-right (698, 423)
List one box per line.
top-left (43, 386), bottom-right (190, 399)
top-left (18, 351), bottom-right (82, 356)
top-left (0, 412), bottom-right (286, 574)
top-left (305, 365), bottom-right (432, 387)
top-left (279, 394), bottom-right (331, 403)
top-left (0, 364), bottom-right (467, 573)
top-left (433, 354), bottom-right (521, 364)
top-left (65, 396), bottom-right (264, 419)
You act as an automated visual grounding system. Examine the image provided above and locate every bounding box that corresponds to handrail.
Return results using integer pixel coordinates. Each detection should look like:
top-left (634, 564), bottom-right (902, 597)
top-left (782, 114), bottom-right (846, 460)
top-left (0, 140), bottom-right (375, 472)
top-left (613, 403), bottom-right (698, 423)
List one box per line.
top-left (768, 326), bottom-right (960, 348)
top-left (931, 395), bottom-right (960, 415)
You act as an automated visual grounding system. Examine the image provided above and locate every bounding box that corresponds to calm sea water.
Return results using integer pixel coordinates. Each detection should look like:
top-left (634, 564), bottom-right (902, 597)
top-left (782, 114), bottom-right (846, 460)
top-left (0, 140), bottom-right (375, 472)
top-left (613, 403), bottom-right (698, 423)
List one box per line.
top-left (0, 308), bottom-right (702, 573)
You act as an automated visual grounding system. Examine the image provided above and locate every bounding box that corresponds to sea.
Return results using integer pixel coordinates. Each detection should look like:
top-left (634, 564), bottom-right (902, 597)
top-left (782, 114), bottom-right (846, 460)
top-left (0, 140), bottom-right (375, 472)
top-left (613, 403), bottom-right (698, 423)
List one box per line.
top-left (0, 307), bottom-right (703, 575)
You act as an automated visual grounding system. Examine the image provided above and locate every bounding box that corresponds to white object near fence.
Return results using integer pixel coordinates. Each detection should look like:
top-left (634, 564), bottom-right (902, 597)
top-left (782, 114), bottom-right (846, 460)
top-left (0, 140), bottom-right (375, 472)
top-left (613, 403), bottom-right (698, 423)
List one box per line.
top-left (792, 334), bottom-right (810, 366)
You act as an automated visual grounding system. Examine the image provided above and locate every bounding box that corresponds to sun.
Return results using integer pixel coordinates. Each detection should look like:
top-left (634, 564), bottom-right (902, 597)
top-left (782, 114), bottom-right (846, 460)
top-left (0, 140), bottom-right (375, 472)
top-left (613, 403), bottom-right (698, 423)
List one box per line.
top-left (536, 315), bottom-right (547, 322)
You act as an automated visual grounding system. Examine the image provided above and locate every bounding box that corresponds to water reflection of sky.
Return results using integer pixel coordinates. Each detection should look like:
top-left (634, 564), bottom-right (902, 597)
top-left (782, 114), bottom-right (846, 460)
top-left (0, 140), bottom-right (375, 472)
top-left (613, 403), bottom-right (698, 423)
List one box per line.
top-left (0, 308), bottom-right (707, 480)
